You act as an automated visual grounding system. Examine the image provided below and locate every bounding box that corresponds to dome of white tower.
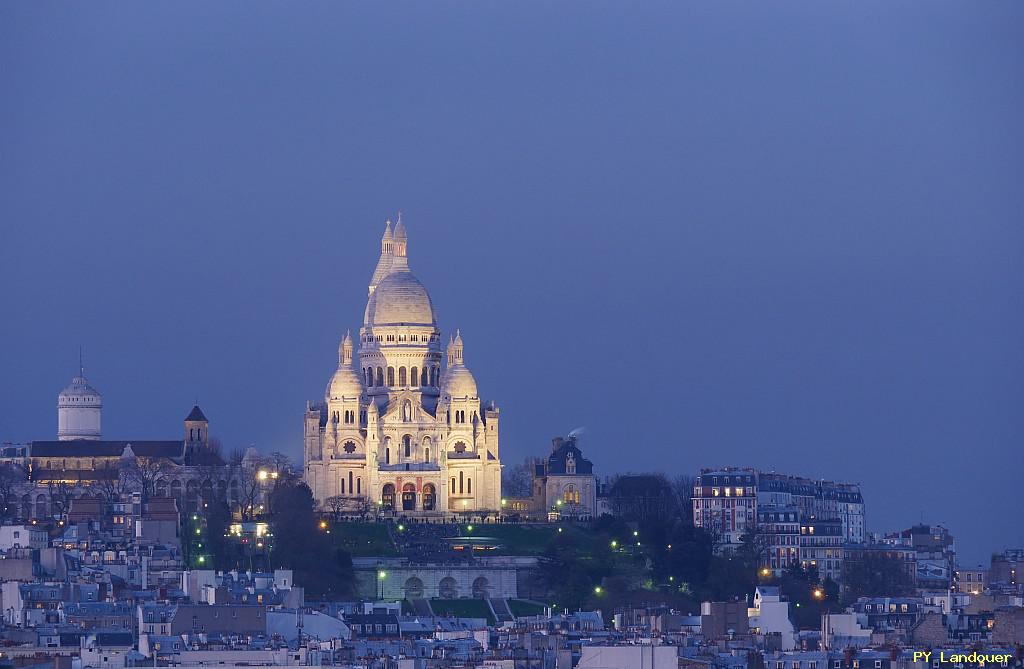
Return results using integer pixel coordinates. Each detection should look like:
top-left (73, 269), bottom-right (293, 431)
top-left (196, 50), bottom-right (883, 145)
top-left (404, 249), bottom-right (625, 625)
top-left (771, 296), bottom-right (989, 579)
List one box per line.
top-left (325, 366), bottom-right (363, 401)
top-left (364, 270), bottom-right (436, 326)
top-left (325, 333), bottom-right (363, 400)
top-left (58, 371), bottom-right (102, 441)
top-left (442, 365), bottom-right (478, 398)
top-left (59, 375), bottom-right (102, 402)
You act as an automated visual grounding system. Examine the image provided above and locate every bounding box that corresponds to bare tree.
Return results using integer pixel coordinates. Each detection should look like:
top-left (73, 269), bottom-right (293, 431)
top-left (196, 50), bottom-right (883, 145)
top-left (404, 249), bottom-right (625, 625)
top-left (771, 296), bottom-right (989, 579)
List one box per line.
top-left (207, 437), bottom-right (224, 460)
top-left (123, 457), bottom-right (174, 502)
top-left (501, 458), bottom-right (533, 498)
top-left (324, 495), bottom-right (346, 521)
top-left (0, 463), bottom-right (27, 521)
top-left (265, 451), bottom-right (293, 475)
top-left (672, 474), bottom-right (697, 523)
top-left (94, 461), bottom-right (130, 502)
top-left (47, 482), bottom-right (75, 520)
top-left (234, 451), bottom-right (267, 521)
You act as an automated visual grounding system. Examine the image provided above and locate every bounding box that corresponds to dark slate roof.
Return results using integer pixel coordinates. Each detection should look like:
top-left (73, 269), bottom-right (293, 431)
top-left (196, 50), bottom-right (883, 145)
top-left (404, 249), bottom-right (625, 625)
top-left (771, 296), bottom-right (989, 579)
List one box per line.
top-left (185, 405), bottom-right (208, 422)
top-left (546, 437), bottom-right (593, 475)
top-left (31, 440), bottom-right (184, 458)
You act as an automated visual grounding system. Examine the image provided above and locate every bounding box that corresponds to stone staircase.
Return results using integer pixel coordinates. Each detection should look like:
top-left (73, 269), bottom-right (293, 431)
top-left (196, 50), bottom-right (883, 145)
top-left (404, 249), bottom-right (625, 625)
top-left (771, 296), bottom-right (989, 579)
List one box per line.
top-left (488, 598), bottom-right (514, 623)
top-left (409, 598), bottom-right (434, 617)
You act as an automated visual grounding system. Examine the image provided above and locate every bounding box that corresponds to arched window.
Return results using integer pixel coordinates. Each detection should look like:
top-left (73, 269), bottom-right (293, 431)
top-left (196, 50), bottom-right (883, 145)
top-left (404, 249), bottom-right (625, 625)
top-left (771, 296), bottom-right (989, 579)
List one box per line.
top-left (410, 367), bottom-right (419, 386)
top-left (376, 367), bottom-right (384, 386)
top-left (348, 471), bottom-right (354, 493)
top-left (467, 477), bottom-right (472, 494)
top-left (357, 477), bottom-right (361, 494)
top-left (403, 435), bottom-right (411, 458)
top-left (424, 446), bottom-right (430, 462)
top-left (451, 477), bottom-right (456, 491)
top-left (365, 368), bottom-right (371, 386)
top-left (340, 478), bottom-right (345, 494)
top-left (459, 471), bottom-right (465, 494)
top-left (387, 367), bottom-right (395, 386)
top-left (399, 367), bottom-right (407, 386)
top-left (385, 448), bottom-right (390, 464)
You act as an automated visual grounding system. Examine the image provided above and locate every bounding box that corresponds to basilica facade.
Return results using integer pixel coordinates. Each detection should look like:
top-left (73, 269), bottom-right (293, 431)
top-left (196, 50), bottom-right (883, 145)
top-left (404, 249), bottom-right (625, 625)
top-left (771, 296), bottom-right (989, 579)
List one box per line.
top-left (303, 218), bottom-right (502, 517)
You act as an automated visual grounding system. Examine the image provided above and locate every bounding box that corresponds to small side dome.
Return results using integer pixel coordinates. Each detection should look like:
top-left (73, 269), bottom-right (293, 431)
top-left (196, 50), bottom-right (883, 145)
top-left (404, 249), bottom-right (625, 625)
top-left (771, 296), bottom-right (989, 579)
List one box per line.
top-left (442, 364), bottom-right (478, 399)
top-left (325, 366), bottom-right (363, 401)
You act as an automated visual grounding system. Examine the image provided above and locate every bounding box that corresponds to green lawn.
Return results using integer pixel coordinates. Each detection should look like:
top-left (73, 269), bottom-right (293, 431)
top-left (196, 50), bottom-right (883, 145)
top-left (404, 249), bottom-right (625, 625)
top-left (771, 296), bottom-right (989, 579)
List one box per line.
top-left (459, 524), bottom-right (590, 556)
top-left (507, 599), bottom-right (546, 617)
top-left (430, 599), bottom-right (496, 625)
top-left (329, 523), bottom-right (398, 556)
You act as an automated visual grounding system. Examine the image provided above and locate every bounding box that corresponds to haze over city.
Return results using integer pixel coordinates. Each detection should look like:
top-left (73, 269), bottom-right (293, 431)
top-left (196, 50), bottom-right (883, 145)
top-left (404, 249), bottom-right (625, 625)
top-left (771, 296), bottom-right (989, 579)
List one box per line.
top-left (2, 2), bottom-right (1022, 564)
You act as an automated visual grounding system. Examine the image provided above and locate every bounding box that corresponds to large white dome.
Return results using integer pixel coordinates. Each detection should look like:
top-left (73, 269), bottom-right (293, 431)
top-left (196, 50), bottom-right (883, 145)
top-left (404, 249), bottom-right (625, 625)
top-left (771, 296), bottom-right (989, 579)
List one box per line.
top-left (364, 270), bottom-right (436, 326)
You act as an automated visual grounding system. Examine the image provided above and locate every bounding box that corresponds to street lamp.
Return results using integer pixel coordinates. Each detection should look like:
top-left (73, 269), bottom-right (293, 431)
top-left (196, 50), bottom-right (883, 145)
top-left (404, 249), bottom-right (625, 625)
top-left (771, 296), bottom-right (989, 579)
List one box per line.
top-left (593, 586), bottom-right (603, 594)
top-left (813, 588), bottom-right (825, 600)
top-left (377, 570), bottom-right (387, 599)
top-left (610, 540), bottom-right (618, 548)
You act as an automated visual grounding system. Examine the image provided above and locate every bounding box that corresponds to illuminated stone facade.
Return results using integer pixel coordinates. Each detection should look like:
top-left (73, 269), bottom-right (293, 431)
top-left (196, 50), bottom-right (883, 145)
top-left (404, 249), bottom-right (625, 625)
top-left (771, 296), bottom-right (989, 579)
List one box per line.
top-left (303, 218), bottom-right (502, 517)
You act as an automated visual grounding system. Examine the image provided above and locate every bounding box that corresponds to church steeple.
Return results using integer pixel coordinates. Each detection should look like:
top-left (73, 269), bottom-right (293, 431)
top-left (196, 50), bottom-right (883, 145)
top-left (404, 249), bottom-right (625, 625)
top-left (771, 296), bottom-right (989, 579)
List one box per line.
top-left (369, 220), bottom-right (395, 296)
top-left (339, 330), bottom-right (353, 366)
top-left (393, 212), bottom-right (407, 258)
top-left (447, 330), bottom-right (464, 366)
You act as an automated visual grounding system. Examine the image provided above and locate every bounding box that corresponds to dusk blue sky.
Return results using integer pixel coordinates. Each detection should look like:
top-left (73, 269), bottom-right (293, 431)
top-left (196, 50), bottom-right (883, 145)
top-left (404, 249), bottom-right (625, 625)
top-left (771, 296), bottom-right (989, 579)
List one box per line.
top-left (2, 2), bottom-right (1021, 563)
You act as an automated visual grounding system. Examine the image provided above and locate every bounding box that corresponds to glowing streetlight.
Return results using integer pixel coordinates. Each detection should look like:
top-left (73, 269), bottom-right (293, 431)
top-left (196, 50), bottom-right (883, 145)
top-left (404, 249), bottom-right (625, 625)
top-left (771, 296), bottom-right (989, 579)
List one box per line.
top-left (593, 586), bottom-right (603, 594)
top-left (467, 525), bottom-right (474, 532)
top-left (633, 531), bottom-right (639, 537)
top-left (397, 524), bottom-right (405, 531)
top-left (378, 570), bottom-right (387, 580)
top-left (761, 568), bottom-right (771, 577)
top-left (813, 588), bottom-right (825, 600)
top-left (258, 470), bottom-right (268, 481)
top-left (610, 540), bottom-right (618, 548)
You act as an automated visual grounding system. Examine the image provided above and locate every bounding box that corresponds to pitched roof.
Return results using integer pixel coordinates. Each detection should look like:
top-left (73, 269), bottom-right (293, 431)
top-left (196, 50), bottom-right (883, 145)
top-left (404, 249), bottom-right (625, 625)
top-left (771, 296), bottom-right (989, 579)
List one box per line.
top-left (31, 440), bottom-right (184, 458)
top-left (185, 405), bottom-right (208, 422)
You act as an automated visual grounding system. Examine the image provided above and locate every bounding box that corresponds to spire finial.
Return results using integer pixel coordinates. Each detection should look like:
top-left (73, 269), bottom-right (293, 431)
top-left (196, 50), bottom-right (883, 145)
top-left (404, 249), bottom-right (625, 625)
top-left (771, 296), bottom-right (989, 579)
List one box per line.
top-left (79, 346), bottom-right (84, 377)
